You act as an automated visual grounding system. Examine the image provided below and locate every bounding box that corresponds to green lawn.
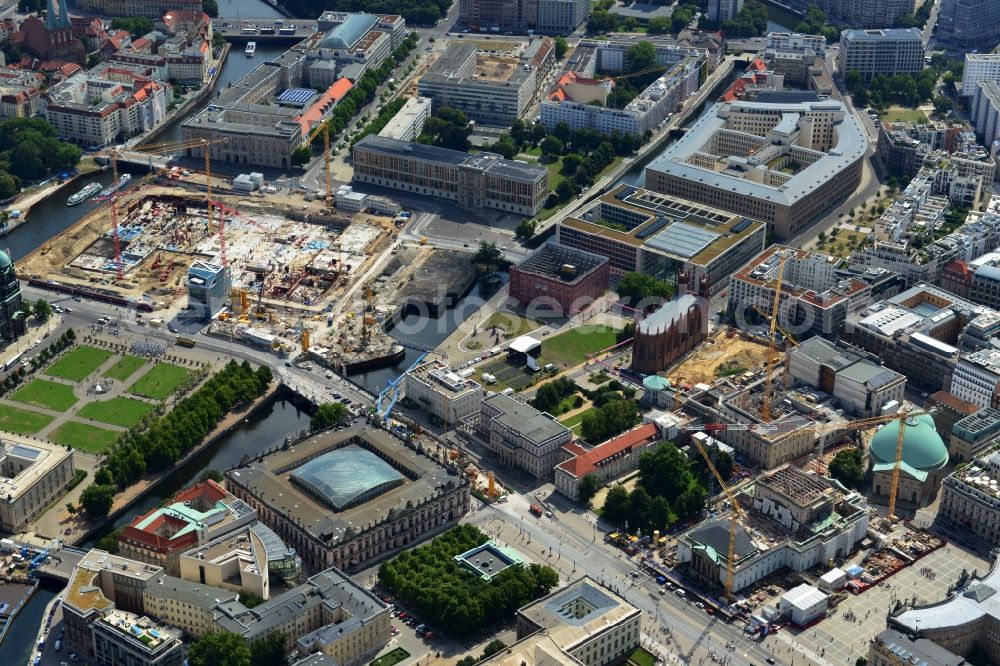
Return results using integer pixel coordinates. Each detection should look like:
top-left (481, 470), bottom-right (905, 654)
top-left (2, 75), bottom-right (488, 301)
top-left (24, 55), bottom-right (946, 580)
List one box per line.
top-left (0, 403), bottom-right (55, 434)
top-left (10, 379), bottom-right (78, 411)
top-left (48, 421), bottom-right (121, 454)
top-left (129, 363), bottom-right (193, 400)
top-left (103, 355), bottom-right (148, 381)
top-left (78, 397), bottom-right (154, 428)
top-left (628, 647), bottom-right (657, 666)
top-left (370, 648), bottom-right (410, 666)
top-left (881, 106), bottom-right (928, 123)
top-left (537, 157), bottom-right (623, 221)
top-left (481, 311), bottom-right (541, 337)
top-left (45, 345), bottom-right (113, 381)
top-left (540, 324), bottom-right (620, 367)
top-left (560, 407), bottom-right (598, 434)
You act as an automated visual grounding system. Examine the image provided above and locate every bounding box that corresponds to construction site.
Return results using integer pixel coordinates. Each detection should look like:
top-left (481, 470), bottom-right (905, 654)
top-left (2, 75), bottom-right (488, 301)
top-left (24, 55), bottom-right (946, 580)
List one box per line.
top-left (669, 330), bottom-right (771, 385)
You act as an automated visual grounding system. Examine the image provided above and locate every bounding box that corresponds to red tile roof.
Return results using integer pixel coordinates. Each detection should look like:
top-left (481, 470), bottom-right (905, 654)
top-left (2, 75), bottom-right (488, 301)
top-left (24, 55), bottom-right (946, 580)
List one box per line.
top-left (927, 391), bottom-right (979, 416)
top-left (557, 422), bottom-right (659, 479)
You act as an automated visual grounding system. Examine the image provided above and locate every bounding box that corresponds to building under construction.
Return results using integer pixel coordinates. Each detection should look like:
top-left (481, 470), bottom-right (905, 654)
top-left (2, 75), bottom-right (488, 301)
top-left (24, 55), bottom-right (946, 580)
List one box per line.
top-left (676, 465), bottom-right (870, 594)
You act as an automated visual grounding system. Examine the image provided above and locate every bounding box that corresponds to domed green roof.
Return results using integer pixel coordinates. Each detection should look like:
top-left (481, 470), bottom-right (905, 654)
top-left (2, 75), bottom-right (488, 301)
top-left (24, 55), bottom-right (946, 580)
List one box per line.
top-left (870, 414), bottom-right (948, 472)
top-left (0, 250), bottom-right (10, 269)
top-left (643, 375), bottom-right (670, 391)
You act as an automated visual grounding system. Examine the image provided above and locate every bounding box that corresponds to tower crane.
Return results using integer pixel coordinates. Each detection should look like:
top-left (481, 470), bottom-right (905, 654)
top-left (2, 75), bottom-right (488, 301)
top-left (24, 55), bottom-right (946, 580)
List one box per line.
top-left (761, 253), bottom-right (788, 422)
top-left (107, 147), bottom-right (125, 281)
top-left (304, 121), bottom-right (333, 210)
top-left (686, 408), bottom-right (928, 601)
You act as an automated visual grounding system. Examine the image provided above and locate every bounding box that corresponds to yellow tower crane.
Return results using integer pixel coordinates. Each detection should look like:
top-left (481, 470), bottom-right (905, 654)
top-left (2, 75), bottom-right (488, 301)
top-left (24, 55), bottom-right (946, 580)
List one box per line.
top-left (304, 121), bottom-right (333, 210)
top-left (761, 253), bottom-right (788, 422)
top-left (688, 408), bottom-right (929, 601)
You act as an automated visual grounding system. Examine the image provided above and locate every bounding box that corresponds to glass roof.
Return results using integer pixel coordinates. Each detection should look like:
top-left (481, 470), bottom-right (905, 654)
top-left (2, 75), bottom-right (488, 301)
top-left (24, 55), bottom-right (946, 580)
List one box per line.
top-left (290, 445), bottom-right (404, 511)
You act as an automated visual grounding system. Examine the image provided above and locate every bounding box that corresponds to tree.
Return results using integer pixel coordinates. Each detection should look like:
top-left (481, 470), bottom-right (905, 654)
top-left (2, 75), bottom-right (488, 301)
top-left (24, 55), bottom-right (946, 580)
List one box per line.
top-left (617, 272), bottom-right (673, 308)
top-left (456, 658), bottom-right (477, 666)
top-left (80, 484), bottom-right (116, 518)
top-left (291, 146), bottom-right (312, 167)
top-left (649, 495), bottom-right (672, 531)
top-left (311, 402), bottom-right (348, 430)
top-left (561, 153), bottom-right (583, 175)
top-left (627, 41), bottom-right (656, 74)
top-left (648, 16), bottom-right (671, 34)
top-left (110, 17), bottom-right (154, 38)
top-left (580, 399), bottom-right (637, 442)
top-left (490, 138), bottom-right (517, 159)
top-left (540, 135), bottom-right (563, 158)
top-left (553, 36), bottom-right (568, 60)
top-left (96, 528), bottom-right (122, 553)
top-left (0, 172), bottom-right (18, 199)
top-left (829, 449), bottom-right (864, 489)
top-left (602, 484), bottom-right (630, 526)
top-left (580, 473), bottom-right (602, 504)
top-left (481, 639), bottom-right (507, 659)
top-left (933, 95), bottom-right (953, 116)
top-left (472, 241), bottom-right (503, 274)
top-left (32, 298), bottom-right (51, 321)
top-left (198, 469), bottom-right (223, 483)
top-left (189, 632), bottom-right (251, 666)
top-left (628, 486), bottom-right (653, 527)
top-left (250, 633), bottom-right (286, 666)
top-left (515, 219), bottom-right (536, 240)
top-left (639, 443), bottom-right (693, 503)
top-left (202, 0), bottom-right (219, 16)
top-left (212, 31), bottom-right (226, 50)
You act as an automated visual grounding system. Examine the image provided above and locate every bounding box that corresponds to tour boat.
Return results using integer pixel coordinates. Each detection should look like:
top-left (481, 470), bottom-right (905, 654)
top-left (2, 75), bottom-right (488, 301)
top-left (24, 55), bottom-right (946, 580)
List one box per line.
top-left (246, 42), bottom-right (256, 57)
top-left (67, 182), bottom-right (101, 206)
top-left (99, 173), bottom-right (132, 198)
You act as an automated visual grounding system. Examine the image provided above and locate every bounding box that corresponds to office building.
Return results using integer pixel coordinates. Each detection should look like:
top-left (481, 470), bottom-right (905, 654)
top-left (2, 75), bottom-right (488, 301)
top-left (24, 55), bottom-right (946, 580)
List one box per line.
top-left (537, 0), bottom-right (591, 34)
top-left (352, 135), bottom-right (548, 216)
top-left (0, 438), bottom-right (75, 533)
top-left (75, 0), bottom-right (200, 19)
top-left (970, 258), bottom-right (1000, 310)
top-left (540, 52), bottom-right (703, 135)
top-left (186, 260), bottom-right (231, 320)
top-left (632, 294), bottom-right (707, 374)
top-left (937, 0), bottom-right (1000, 50)
top-left (508, 242), bottom-right (610, 316)
top-left (92, 609), bottom-right (184, 666)
top-left (949, 407), bottom-right (1000, 462)
top-left (889, 555), bottom-right (1000, 662)
top-left (771, 0), bottom-right (915, 28)
top-left (0, 249), bottom-right (25, 342)
top-left (940, 444), bottom-right (1000, 550)
top-left (418, 39), bottom-right (553, 126)
top-left (580, 39), bottom-right (705, 74)
top-left (838, 29), bottom-right (923, 81)
top-left (403, 359), bottom-right (483, 424)
top-left (480, 577), bottom-right (641, 666)
top-left (729, 246), bottom-right (904, 339)
top-left (972, 81), bottom-right (1000, 149)
top-left (962, 54), bottom-right (1000, 98)
top-left (378, 96), bottom-right (431, 142)
top-left (44, 64), bottom-right (167, 147)
top-left (844, 284), bottom-right (1000, 392)
top-left (951, 349), bottom-right (1000, 408)
top-left (868, 413), bottom-right (949, 508)
top-left (788, 338), bottom-right (906, 418)
top-left (225, 427), bottom-right (470, 571)
top-left (707, 0), bottom-right (743, 21)
top-left (677, 465), bottom-right (869, 593)
top-left (765, 32), bottom-right (826, 56)
top-left (645, 93), bottom-right (866, 240)
top-left (554, 423), bottom-right (660, 501)
top-left (876, 120), bottom-right (985, 178)
top-left (478, 392), bottom-right (573, 479)
top-left (556, 185), bottom-right (766, 295)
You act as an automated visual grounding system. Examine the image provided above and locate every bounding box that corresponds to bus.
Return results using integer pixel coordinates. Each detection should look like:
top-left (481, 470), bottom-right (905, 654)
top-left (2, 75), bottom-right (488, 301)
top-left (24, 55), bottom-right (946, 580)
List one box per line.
top-left (2, 354), bottom-right (21, 371)
top-left (176, 337), bottom-right (196, 348)
top-left (278, 26), bottom-right (296, 34)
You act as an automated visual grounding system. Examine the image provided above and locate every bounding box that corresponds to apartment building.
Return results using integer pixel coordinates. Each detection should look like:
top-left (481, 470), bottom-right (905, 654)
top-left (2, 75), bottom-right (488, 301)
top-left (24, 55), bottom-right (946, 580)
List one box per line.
top-left (0, 438), bottom-right (75, 533)
top-left (352, 135), bottom-right (548, 216)
top-left (0, 67), bottom-right (45, 118)
top-left (91, 610), bottom-right (183, 666)
top-left (478, 392), bottom-right (573, 479)
top-left (75, 0), bottom-right (200, 18)
top-left (949, 407), bottom-right (1000, 462)
top-left (45, 64), bottom-right (167, 146)
top-left (939, 445), bottom-right (1000, 550)
top-left (403, 359), bottom-right (483, 424)
top-left (378, 96), bottom-right (431, 142)
top-left (838, 28), bottom-right (923, 81)
top-left (645, 93), bottom-right (866, 240)
top-left (765, 32), bottom-right (826, 56)
top-left (540, 52), bottom-right (703, 135)
top-left (937, 0), bottom-right (1000, 50)
top-left (556, 184), bottom-right (766, 295)
top-left (458, 0), bottom-right (590, 33)
top-left (417, 39), bottom-right (553, 125)
top-left (962, 54), bottom-right (1000, 97)
top-left (537, 0), bottom-right (591, 34)
top-left (951, 349), bottom-right (1000, 408)
top-left (728, 246), bottom-right (903, 338)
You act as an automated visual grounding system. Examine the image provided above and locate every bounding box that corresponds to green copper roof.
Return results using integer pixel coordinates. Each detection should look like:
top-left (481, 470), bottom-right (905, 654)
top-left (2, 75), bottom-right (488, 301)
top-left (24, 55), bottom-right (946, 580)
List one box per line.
top-left (870, 414), bottom-right (948, 473)
top-left (0, 250), bottom-right (11, 269)
top-left (643, 375), bottom-right (671, 391)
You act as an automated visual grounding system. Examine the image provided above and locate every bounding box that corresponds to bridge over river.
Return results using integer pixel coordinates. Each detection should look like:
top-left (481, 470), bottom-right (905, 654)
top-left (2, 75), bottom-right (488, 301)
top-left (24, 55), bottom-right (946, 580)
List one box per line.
top-left (212, 18), bottom-right (316, 43)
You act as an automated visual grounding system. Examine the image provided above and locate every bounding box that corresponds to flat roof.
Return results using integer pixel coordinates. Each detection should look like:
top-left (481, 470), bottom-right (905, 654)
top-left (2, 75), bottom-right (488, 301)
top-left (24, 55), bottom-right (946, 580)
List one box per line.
top-left (514, 242), bottom-right (609, 284)
top-left (354, 135), bottom-right (547, 182)
top-left (482, 393), bottom-right (570, 446)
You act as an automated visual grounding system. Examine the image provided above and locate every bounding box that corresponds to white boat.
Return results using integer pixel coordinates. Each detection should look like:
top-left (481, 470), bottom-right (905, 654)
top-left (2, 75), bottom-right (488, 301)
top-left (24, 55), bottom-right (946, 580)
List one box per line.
top-left (99, 173), bottom-right (132, 198)
top-left (67, 182), bottom-right (101, 206)
top-left (246, 42), bottom-right (256, 57)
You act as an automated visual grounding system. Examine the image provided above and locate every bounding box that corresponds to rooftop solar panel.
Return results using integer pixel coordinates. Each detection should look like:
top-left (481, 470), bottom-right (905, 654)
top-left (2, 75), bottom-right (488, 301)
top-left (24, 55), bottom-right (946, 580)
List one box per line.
top-left (277, 88), bottom-right (317, 105)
